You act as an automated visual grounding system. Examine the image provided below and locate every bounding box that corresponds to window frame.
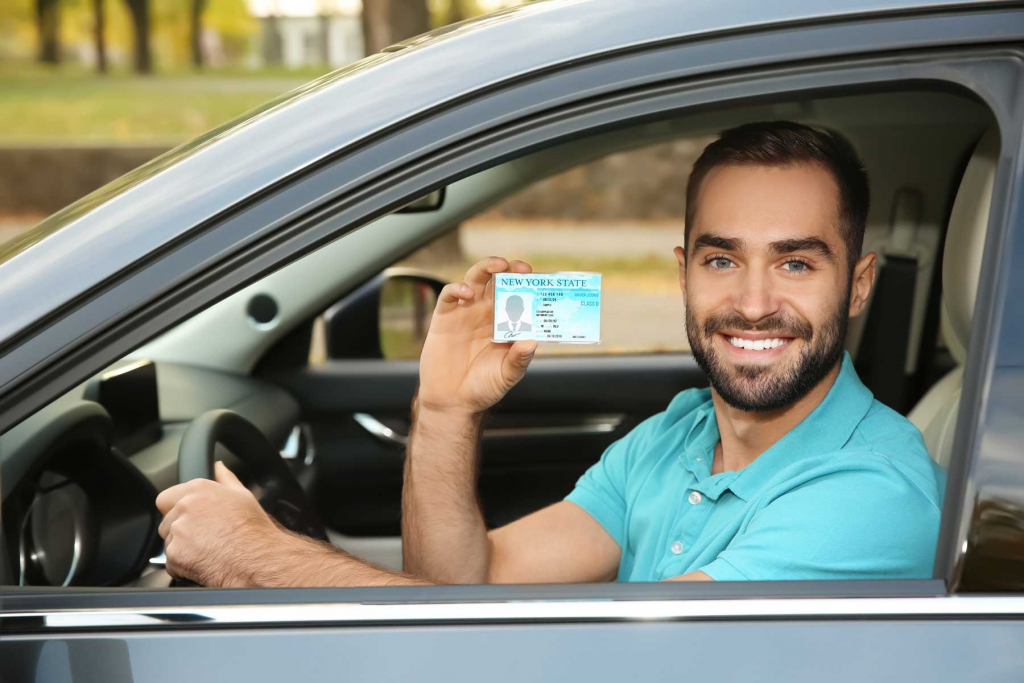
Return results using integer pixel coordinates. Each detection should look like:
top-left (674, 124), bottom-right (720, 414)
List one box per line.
top-left (2, 26), bottom-right (1023, 625)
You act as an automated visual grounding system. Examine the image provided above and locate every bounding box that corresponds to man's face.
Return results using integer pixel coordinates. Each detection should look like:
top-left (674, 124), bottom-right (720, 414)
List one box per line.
top-left (679, 162), bottom-right (862, 413)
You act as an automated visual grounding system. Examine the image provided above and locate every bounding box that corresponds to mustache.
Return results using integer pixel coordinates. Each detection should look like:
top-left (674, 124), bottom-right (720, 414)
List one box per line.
top-left (699, 311), bottom-right (813, 341)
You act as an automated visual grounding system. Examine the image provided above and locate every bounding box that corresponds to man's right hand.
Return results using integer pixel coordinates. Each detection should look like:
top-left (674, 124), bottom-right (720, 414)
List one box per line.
top-left (404, 256), bottom-right (622, 586)
top-left (416, 256), bottom-right (538, 416)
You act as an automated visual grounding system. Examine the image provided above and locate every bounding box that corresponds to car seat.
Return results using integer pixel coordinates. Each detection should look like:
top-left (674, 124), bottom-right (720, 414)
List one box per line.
top-left (906, 129), bottom-right (999, 469)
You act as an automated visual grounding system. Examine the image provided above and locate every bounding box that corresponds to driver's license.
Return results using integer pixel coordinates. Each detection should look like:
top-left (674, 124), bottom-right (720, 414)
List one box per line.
top-left (492, 272), bottom-right (602, 344)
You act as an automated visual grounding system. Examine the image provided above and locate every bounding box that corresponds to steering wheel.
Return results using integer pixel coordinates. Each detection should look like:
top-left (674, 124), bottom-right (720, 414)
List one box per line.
top-left (176, 409), bottom-right (329, 545)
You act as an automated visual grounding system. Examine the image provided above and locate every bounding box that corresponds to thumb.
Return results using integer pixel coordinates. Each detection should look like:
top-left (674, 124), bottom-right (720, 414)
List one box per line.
top-left (214, 461), bottom-right (246, 491)
top-left (501, 340), bottom-right (538, 385)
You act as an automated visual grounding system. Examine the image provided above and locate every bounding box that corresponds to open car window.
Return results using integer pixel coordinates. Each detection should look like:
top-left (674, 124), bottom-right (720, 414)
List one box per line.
top-left (1, 83), bottom-right (1000, 592)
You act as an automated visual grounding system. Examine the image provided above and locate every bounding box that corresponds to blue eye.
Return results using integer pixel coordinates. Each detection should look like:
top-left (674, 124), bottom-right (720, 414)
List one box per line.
top-left (711, 257), bottom-right (732, 269)
top-left (782, 260), bottom-right (810, 273)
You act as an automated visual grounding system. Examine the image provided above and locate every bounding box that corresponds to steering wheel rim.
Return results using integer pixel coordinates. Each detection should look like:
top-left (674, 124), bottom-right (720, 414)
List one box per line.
top-left (177, 409), bottom-right (328, 543)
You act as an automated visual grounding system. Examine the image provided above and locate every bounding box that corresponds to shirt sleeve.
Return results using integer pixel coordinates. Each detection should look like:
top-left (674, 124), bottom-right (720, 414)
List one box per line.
top-left (700, 460), bottom-right (942, 581)
top-left (564, 412), bottom-right (667, 549)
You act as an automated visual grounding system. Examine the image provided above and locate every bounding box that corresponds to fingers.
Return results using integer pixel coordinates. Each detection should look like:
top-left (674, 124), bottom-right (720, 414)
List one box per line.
top-left (463, 256), bottom-right (510, 290)
top-left (155, 479), bottom-right (206, 515)
top-left (500, 340), bottom-right (538, 386)
top-left (158, 499), bottom-right (184, 539)
top-left (506, 260), bottom-right (533, 274)
top-left (214, 461), bottom-right (247, 491)
top-left (437, 257), bottom-right (533, 314)
top-left (488, 259), bottom-right (533, 299)
top-left (435, 281), bottom-right (476, 313)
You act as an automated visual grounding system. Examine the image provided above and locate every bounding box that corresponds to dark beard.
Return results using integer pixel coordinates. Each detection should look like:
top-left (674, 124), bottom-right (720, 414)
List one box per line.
top-left (686, 296), bottom-right (848, 413)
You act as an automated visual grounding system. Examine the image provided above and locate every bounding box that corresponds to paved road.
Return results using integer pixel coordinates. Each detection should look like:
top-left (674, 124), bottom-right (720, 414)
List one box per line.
top-left (461, 221), bottom-right (685, 259)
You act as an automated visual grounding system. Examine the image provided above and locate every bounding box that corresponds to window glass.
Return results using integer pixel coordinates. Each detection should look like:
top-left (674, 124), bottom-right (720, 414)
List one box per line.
top-left (388, 136), bottom-right (716, 359)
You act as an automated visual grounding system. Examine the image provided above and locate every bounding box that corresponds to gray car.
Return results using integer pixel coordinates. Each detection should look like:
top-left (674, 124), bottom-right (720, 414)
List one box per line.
top-left (2, 0), bottom-right (1024, 680)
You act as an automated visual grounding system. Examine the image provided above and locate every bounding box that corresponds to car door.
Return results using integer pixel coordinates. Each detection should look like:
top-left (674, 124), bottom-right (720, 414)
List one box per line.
top-left (3, 3), bottom-right (1024, 681)
top-left (259, 159), bottom-right (710, 555)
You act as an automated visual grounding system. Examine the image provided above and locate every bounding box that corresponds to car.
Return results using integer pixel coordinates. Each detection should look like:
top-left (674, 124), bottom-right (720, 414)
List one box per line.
top-left (2, 0), bottom-right (1024, 679)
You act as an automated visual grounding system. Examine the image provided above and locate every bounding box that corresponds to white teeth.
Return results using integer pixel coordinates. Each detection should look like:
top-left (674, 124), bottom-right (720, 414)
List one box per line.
top-left (727, 336), bottom-right (790, 351)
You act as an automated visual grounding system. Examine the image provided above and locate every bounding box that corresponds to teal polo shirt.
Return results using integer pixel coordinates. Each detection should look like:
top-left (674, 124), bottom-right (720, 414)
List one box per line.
top-left (566, 352), bottom-right (946, 582)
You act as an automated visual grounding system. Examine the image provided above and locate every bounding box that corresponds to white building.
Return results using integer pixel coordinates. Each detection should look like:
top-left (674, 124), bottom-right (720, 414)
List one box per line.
top-left (248, 0), bottom-right (364, 69)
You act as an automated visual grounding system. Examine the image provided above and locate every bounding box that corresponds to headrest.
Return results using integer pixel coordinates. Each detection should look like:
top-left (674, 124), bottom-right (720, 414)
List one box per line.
top-left (942, 128), bottom-right (999, 363)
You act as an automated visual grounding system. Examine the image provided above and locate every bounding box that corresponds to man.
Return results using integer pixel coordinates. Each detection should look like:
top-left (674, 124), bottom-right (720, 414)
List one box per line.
top-left (496, 294), bottom-right (532, 333)
top-left (156, 121), bottom-right (945, 587)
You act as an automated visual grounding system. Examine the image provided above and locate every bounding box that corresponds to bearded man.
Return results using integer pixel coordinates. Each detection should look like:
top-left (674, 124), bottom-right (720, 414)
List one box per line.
top-left (156, 121), bottom-right (945, 587)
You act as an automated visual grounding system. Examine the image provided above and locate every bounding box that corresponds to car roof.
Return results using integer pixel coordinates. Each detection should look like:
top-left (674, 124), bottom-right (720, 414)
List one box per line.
top-left (0, 0), bottom-right (1001, 349)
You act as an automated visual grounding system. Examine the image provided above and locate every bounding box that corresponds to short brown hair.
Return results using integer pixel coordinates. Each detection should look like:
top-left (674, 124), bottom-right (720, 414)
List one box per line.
top-left (685, 121), bottom-right (870, 276)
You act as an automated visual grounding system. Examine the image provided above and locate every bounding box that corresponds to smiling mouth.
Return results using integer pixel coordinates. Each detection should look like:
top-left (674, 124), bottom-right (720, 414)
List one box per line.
top-left (720, 333), bottom-right (795, 352)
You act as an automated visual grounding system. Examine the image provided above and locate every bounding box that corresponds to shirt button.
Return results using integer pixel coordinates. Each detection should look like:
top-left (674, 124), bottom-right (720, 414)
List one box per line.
top-left (670, 541), bottom-right (684, 555)
top-left (688, 491), bottom-right (703, 505)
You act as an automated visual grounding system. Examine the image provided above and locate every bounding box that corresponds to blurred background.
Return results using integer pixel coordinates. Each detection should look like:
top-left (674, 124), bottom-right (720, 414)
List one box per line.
top-left (1, 0), bottom-right (706, 355)
top-left (0, 0), bottom-right (533, 239)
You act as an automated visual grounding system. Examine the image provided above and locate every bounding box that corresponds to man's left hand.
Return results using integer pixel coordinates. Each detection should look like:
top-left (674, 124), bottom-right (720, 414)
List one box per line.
top-left (155, 462), bottom-right (293, 587)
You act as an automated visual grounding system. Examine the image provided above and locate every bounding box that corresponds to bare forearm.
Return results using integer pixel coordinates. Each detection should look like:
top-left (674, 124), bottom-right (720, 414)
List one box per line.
top-left (401, 403), bottom-right (492, 584)
top-left (245, 530), bottom-right (434, 588)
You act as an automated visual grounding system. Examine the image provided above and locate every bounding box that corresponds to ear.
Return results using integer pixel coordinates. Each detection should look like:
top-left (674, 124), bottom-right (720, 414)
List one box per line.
top-left (848, 252), bottom-right (877, 317)
top-left (674, 246), bottom-right (687, 296)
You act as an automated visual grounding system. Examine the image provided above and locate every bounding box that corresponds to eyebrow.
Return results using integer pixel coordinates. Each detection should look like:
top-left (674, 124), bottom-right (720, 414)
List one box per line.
top-left (691, 233), bottom-right (838, 264)
top-left (768, 237), bottom-right (838, 263)
top-left (692, 234), bottom-right (744, 252)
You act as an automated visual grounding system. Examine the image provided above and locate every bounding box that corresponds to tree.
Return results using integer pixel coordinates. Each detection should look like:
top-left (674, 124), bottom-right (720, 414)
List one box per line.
top-left (92, 0), bottom-right (107, 73)
top-left (122, 0), bottom-right (152, 74)
top-left (35, 0), bottom-right (61, 64)
top-left (190, 0), bottom-right (207, 68)
top-left (445, 0), bottom-right (467, 26)
top-left (360, 0), bottom-right (429, 55)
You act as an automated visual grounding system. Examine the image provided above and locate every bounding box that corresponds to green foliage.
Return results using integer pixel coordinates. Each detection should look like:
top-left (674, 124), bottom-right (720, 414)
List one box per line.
top-left (0, 63), bottom-right (319, 143)
top-left (0, 0), bottom-right (257, 70)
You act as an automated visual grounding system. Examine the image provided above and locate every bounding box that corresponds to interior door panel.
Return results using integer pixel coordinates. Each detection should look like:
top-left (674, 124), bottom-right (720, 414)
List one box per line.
top-left (271, 354), bottom-right (707, 537)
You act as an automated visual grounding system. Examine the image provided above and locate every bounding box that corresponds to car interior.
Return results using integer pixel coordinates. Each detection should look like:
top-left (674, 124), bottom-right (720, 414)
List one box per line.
top-left (0, 85), bottom-right (1000, 587)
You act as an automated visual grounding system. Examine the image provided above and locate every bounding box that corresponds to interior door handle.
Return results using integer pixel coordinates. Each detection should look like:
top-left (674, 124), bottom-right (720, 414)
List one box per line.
top-left (353, 413), bottom-right (409, 446)
top-left (352, 413), bottom-right (625, 447)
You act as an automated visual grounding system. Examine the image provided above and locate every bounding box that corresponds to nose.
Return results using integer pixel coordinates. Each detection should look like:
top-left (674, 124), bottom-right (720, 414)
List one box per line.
top-left (734, 268), bottom-right (780, 323)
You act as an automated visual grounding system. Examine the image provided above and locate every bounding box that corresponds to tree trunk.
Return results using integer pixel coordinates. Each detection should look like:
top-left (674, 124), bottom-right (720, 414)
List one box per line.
top-left (262, 15), bottom-right (283, 66)
top-left (190, 0), bottom-right (207, 69)
top-left (319, 14), bottom-right (331, 65)
top-left (445, 0), bottom-right (466, 26)
top-left (93, 0), bottom-right (107, 74)
top-left (357, 1), bottom-right (463, 261)
top-left (123, 0), bottom-right (152, 74)
top-left (35, 0), bottom-right (61, 65)
top-left (361, 0), bottom-right (430, 56)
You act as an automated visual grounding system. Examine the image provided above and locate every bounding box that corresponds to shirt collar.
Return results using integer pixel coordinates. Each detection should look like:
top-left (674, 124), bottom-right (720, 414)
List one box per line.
top-left (710, 351), bottom-right (873, 502)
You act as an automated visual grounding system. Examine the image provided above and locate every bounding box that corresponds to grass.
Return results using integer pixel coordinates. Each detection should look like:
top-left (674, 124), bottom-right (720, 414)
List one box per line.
top-left (0, 62), bottom-right (330, 144)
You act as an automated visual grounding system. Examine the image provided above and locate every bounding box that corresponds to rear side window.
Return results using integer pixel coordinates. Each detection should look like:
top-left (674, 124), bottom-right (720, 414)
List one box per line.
top-left (386, 136), bottom-right (716, 359)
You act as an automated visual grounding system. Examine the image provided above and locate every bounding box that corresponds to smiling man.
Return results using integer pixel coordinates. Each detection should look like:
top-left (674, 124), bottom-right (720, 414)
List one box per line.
top-left (156, 121), bottom-right (945, 587)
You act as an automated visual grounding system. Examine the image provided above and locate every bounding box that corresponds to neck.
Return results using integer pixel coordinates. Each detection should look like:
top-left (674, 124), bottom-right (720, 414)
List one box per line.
top-left (710, 360), bottom-right (841, 474)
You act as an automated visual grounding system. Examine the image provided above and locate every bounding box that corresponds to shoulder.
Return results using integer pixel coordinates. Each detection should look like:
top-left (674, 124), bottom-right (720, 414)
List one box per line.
top-left (624, 386), bottom-right (714, 446)
top-left (843, 399), bottom-right (946, 507)
top-left (594, 387), bottom-right (712, 468)
top-left (718, 462), bottom-right (943, 580)
top-left (852, 399), bottom-right (928, 449)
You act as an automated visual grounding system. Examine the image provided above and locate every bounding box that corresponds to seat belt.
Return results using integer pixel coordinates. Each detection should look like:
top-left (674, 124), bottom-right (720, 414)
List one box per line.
top-left (855, 254), bottom-right (918, 412)
top-left (855, 188), bottom-right (925, 413)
